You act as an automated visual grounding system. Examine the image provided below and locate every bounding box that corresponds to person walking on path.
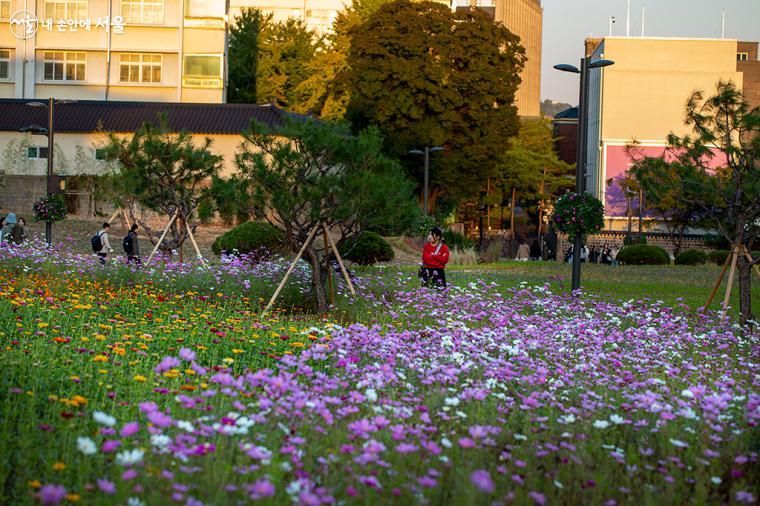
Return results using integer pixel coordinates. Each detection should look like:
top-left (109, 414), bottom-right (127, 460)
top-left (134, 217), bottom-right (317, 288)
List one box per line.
top-left (419, 227), bottom-right (450, 289)
top-left (93, 222), bottom-right (113, 265)
top-left (123, 224), bottom-right (141, 264)
top-left (1, 213), bottom-right (17, 245)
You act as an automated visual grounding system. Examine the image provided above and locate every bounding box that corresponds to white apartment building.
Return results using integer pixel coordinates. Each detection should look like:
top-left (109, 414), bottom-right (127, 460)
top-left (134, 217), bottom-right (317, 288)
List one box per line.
top-left (0, 0), bottom-right (229, 102)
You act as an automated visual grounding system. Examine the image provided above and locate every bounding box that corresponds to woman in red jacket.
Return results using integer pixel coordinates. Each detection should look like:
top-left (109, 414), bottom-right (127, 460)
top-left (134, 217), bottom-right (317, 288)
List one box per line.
top-left (420, 227), bottom-right (450, 288)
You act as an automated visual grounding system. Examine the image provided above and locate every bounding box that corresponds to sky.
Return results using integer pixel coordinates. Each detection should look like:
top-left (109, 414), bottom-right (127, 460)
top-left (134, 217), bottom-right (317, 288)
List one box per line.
top-left (541, 0), bottom-right (760, 104)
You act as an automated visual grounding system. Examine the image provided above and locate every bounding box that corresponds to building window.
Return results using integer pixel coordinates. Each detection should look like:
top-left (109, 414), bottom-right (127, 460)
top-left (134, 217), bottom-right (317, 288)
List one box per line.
top-left (122, 0), bottom-right (164, 24)
top-left (737, 52), bottom-right (749, 61)
top-left (43, 52), bottom-right (86, 81)
top-left (0, 49), bottom-right (9, 80)
top-left (184, 0), bottom-right (225, 18)
top-left (45, 1), bottom-right (88, 20)
top-left (27, 147), bottom-right (50, 159)
top-left (0, 1), bottom-right (11, 19)
top-left (94, 148), bottom-right (107, 160)
top-left (119, 53), bottom-right (162, 83)
top-left (182, 54), bottom-right (222, 88)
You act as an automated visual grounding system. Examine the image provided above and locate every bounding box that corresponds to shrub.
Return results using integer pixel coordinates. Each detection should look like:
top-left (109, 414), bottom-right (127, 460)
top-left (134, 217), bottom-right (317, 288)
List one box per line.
top-left (211, 221), bottom-right (285, 258)
top-left (443, 230), bottom-right (475, 251)
top-left (708, 250), bottom-right (730, 265)
top-left (674, 249), bottom-right (708, 266)
top-left (448, 247), bottom-right (480, 266)
top-left (707, 249), bottom-right (760, 265)
top-left (623, 233), bottom-right (647, 246)
top-left (704, 235), bottom-right (730, 250)
top-left (479, 240), bottom-right (503, 264)
top-left (617, 244), bottom-right (670, 265)
top-left (339, 231), bottom-right (394, 265)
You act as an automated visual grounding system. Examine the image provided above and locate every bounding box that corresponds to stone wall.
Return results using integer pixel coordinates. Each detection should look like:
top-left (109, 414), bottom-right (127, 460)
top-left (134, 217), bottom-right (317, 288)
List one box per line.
top-left (0, 175), bottom-right (47, 216)
top-left (555, 231), bottom-right (713, 261)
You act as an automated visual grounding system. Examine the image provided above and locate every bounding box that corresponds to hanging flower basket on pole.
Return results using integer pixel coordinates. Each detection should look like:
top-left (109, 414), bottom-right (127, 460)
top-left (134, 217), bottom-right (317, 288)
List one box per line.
top-left (552, 192), bottom-right (604, 241)
top-left (32, 194), bottom-right (67, 223)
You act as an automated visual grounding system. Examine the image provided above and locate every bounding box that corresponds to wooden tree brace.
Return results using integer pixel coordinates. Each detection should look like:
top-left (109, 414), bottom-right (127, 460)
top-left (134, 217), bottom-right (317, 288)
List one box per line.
top-left (145, 210), bottom-right (179, 265)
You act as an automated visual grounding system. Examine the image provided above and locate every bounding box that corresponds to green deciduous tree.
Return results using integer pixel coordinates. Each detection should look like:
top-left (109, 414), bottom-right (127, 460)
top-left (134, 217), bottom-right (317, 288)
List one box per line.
top-left (228, 7), bottom-right (270, 104)
top-left (232, 119), bottom-right (417, 311)
top-left (105, 116), bottom-right (223, 254)
top-left (345, 0), bottom-right (525, 207)
top-left (630, 81), bottom-right (760, 325)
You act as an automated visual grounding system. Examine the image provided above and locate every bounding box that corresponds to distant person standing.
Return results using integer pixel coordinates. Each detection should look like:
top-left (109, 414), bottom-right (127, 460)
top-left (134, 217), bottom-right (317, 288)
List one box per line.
top-left (92, 222), bottom-right (113, 265)
top-left (611, 245), bottom-right (620, 266)
top-left (420, 227), bottom-right (450, 288)
top-left (11, 217), bottom-right (26, 245)
top-left (123, 224), bottom-right (141, 264)
top-left (516, 242), bottom-right (530, 261)
top-left (1, 213), bottom-right (17, 245)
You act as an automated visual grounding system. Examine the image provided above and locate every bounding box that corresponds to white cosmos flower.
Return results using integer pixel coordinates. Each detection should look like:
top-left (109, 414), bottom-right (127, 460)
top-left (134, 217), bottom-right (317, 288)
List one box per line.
top-left (711, 476), bottom-right (721, 484)
top-left (441, 437), bottom-right (452, 448)
top-left (558, 414), bottom-right (576, 424)
top-left (177, 420), bottom-right (195, 433)
top-left (610, 414), bottom-right (625, 425)
top-left (127, 498), bottom-right (146, 506)
top-left (593, 420), bottom-right (610, 429)
top-left (92, 411), bottom-right (117, 427)
top-left (670, 439), bottom-right (689, 448)
top-left (444, 397), bottom-right (460, 407)
top-left (151, 434), bottom-right (170, 448)
top-left (364, 388), bottom-right (378, 403)
top-left (116, 449), bottom-right (145, 466)
top-left (77, 436), bottom-right (97, 455)
top-left (681, 389), bottom-right (695, 399)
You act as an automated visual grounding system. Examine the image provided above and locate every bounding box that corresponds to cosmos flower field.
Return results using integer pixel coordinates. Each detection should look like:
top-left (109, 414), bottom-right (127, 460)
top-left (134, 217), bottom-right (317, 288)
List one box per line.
top-left (1, 242), bottom-right (758, 505)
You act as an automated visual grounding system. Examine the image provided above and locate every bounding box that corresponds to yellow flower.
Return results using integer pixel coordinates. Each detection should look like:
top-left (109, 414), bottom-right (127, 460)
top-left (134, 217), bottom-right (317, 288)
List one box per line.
top-left (93, 355), bottom-right (108, 362)
top-left (28, 480), bottom-right (41, 489)
top-left (133, 375), bottom-right (147, 383)
top-left (163, 369), bottom-right (180, 379)
top-left (69, 376), bottom-right (80, 382)
top-left (37, 322), bottom-right (49, 328)
top-left (52, 462), bottom-right (66, 471)
top-left (290, 341), bottom-right (305, 348)
top-left (232, 349), bottom-right (244, 354)
top-left (65, 493), bottom-right (81, 502)
top-left (71, 395), bottom-right (88, 406)
top-left (222, 358), bottom-right (234, 364)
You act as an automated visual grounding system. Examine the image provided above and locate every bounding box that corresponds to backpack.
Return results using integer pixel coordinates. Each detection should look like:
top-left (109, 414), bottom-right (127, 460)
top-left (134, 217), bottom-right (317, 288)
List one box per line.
top-left (123, 232), bottom-right (133, 254)
top-left (91, 231), bottom-right (103, 252)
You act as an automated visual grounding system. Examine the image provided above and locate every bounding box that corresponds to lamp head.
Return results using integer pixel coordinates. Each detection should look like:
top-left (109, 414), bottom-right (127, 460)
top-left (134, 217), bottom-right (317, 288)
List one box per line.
top-left (589, 59), bottom-right (615, 69)
top-left (553, 63), bottom-right (580, 74)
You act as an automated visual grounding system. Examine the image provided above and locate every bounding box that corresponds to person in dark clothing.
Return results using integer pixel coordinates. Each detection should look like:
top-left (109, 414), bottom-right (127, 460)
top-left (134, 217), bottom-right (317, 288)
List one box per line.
top-left (419, 227), bottom-right (450, 288)
top-left (529, 240), bottom-right (540, 260)
top-left (124, 224), bottom-right (141, 264)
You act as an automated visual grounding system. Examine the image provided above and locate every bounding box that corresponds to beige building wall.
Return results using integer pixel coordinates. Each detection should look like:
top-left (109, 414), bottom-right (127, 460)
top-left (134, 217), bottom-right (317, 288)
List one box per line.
top-left (494, 0), bottom-right (542, 118)
top-left (599, 37), bottom-right (742, 142)
top-left (0, 0), bottom-right (227, 103)
top-left (0, 130), bottom-right (243, 176)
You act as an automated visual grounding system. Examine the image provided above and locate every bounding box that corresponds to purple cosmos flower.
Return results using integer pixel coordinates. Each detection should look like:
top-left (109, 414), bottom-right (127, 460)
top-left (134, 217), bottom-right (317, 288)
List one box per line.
top-left (470, 470), bottom-right (495, 493)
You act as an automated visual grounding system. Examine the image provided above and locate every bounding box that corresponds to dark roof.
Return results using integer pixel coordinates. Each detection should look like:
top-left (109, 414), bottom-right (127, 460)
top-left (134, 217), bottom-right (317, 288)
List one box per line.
top-left (553, 106), bottom-right (579, 120)
top-left (0, 99), bottom-right (310, 135)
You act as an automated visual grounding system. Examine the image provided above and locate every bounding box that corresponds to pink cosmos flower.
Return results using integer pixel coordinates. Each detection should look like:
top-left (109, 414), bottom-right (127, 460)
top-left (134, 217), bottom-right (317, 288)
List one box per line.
top-left (97, 479), bottom-right (116, 495)
top-left (120, 422), bottom-right (139, 438)
top-left (38, 484), bottom-right (66, 505)
top-left (470, 470), bottom-right (495, 493)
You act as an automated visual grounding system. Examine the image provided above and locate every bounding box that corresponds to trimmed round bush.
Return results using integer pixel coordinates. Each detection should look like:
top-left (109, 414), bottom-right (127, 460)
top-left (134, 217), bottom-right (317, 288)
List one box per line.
top-left (708, 250), bottom-right (730, 265)
top-left (617, 244), bottom-right (670, 265)
top-left (212, 221), bottom-right (285, 257)
top-left (443, 230), bottom-right (475, 251)
top-left (674, 249), bottom-right (708, 266)
top-left (339, 231), bottom-right (394, 265)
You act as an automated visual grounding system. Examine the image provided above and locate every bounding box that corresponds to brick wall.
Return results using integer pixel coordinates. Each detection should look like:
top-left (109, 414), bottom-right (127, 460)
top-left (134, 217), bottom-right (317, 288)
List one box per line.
top-left (0, 175), bottom-right (47, 216)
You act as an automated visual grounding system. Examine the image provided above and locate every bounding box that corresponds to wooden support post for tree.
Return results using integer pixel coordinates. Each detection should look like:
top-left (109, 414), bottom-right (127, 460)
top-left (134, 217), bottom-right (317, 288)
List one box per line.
top-left (145, 210), bottom-right (179, 265)
top-left (323, 227), bottom-right (334, 306)
top-left (720, 244), bottom-right (740, 319)
top-left (702, 246), bottom-right (733, 313)
top-left (740, 246), bottom-right (760, 281)
top-left (122, 209), bottom-right (131, 229)
top-left (184, 219), bottom-right (207, 266)
top-left (261, 225), bottom-right (320, 316)
top-left (106, 208), bottom-right (121, 225)
top-left (322, 224), bottom-right (356, 296)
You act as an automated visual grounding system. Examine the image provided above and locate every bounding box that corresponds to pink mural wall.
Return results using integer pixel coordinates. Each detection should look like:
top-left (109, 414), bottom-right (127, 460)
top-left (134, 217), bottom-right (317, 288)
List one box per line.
top-left (603, 144), bottom-right (727, 217)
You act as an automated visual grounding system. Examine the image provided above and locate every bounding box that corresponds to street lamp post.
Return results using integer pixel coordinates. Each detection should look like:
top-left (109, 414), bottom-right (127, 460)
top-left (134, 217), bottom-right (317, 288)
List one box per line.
top-left (409, 146), bottom-right (444, 216)
top-left (554, 57), bottom-right (614, 291)
top-left (21, 98), bottom-right (75, 246)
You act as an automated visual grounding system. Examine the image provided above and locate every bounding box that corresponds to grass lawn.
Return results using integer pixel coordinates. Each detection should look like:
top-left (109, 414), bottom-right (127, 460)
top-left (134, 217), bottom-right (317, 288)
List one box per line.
top-left (438, 261), bottom-right (760, 319)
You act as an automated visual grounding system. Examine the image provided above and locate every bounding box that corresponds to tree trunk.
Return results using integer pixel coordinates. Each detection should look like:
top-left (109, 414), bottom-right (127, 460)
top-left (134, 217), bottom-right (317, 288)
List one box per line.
top-left (305, 247), bottom-right (328, 313)
top-left (738, 254), bottom-right (753, 326)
